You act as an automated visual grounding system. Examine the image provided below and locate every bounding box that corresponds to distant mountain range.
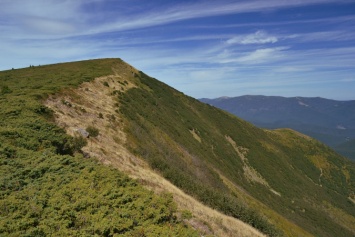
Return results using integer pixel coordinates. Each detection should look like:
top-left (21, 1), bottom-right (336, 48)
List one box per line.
top-left (200, 95), bottom-right (355, 160)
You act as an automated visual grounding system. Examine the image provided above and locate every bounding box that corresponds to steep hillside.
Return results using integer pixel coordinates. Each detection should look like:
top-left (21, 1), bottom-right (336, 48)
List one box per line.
top-left (0, 59), bottom-right (263, 237)
top-left (1, 59), bottom-right (354, 237)
top-left (200, 96), bottom-right (355, 160)
top-left (0, 60), bottom-right (199, 236)
top-left (115, 72), bottom-right (355, 237)
top-left (44, 62), bottom-right (263, 237)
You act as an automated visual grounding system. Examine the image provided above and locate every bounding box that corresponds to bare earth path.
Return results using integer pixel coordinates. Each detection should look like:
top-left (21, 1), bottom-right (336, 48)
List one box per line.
top-left (45, 65), bottom-right (265, 237)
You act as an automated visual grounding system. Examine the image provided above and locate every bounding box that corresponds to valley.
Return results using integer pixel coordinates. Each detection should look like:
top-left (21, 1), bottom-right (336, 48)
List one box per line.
top-left (200, 96), bottom-right (355, 160)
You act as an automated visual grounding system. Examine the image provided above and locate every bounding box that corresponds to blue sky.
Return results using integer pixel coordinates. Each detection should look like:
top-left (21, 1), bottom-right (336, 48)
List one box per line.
top-left (1, 0), bottom-right (355, 100)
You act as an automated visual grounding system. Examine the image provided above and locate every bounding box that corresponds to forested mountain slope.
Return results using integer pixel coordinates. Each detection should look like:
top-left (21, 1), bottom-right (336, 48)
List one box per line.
top-left (200, 96), bottom-right (355, 160)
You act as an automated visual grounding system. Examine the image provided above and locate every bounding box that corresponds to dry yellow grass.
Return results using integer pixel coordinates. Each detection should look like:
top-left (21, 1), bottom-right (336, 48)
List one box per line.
top-left (225, 136), bottom-right (281, 197)
top-left (44, 65), bottom-right (265, 237)
top-left (190, 129), bottom-right (202, 143)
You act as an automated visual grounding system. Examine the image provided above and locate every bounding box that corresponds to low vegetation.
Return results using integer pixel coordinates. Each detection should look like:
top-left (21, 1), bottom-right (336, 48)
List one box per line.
top-left (1, 59), bottom-right (354, 237)
top-left (118, 71), bottom-right (355, 237)
top-left (0, 152), bottom-right (197, 236)
top-left (0, 59), bottom-right (198, 236)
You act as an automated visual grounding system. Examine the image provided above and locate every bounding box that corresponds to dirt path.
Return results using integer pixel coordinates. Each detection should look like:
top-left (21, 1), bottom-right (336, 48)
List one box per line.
top-left (45, 65), bottom-right (265, 237)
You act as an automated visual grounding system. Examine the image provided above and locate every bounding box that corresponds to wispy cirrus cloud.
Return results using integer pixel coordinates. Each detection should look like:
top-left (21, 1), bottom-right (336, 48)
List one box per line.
top-left (1, 0), bottom-right (352, 39)
top-left (23, 16), bottom-right (76, 35)
top-left (290, 30), bottom-right (355, 42)
top-left (0, 0), bottom-right (354, 100)
top-left (78, 0), bottom-right (355, 37)
top-left (197, 15), bottom-right (355, 29)
top-left (226, 31), bottom-right (278, 45)
top-left (235, 47), bottom-right (287, 64)
top-left (215, 46), bottom-right (288, 65)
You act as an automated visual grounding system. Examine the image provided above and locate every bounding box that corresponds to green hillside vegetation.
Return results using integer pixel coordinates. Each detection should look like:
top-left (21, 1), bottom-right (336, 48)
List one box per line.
top-left (0, 60), bottom-right (198, 236)
top-left (1, 58), bottom-right (354, 237)
top-left (118, 71), bottom-right (355, 236)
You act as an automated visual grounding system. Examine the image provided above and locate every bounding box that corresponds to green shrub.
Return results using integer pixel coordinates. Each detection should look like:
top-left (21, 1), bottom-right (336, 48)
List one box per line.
top-left (86, 126), bottom-right (99, 138)
top-left (71, 136), bottom-right (88, 152)
top-left (181, 210), bottom-right (193, 220)
top-left (0, 85), bottom-right (12, 94)
top-left (0, 59), bottom-right (198, 237)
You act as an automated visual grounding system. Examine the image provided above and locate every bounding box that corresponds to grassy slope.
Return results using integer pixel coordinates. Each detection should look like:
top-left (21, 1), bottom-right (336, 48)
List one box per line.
top-left (118, 71), bottom-right (355, 237)
top-left (1, 59), bottom-right (354, 236)
top-left (0, 59), bottom-right (198, 236)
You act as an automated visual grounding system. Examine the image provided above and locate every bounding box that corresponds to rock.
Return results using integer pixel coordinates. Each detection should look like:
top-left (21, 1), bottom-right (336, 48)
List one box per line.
top-left (75, 128), bottom-right (89, 138)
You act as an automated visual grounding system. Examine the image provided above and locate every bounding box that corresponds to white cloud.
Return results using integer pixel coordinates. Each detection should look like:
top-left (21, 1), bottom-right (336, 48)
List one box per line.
top-left (290, 30), bottom-right (355, 42)
top-left (0, 0), bottom-right (354, 100)
top-left (204, 15), bottom-right (355, 29)
top-left (236, 48), bottom-right (285, 63)
top-left (82, 0), bottom-right (353, 37)
top-left (227, 31), bottom-right (278, 45)
top-left (1, 0), bottom-right (351, 40)
top-left (188, 69), bottom-right (233, 81)
top-left (218, 47), bottom-right (287, 64)
top-left (23, 16), bottom-right (76, 35)
top-left (273, 66), bottom-right (313, 73)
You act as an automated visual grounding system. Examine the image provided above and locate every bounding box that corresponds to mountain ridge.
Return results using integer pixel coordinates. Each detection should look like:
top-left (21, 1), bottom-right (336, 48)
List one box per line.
top-left (1, 59), bottom-right (354, 236)
top-left (43, 61), bottom-right (264, 236)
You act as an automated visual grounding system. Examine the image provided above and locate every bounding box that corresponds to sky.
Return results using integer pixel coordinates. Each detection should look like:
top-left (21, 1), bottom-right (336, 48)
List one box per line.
top-left (1, 0), bottom-right (355, 100)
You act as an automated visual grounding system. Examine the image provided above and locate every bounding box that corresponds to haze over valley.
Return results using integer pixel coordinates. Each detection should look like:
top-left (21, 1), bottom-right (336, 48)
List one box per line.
top-left (200, 95), bottom-right (355, 160)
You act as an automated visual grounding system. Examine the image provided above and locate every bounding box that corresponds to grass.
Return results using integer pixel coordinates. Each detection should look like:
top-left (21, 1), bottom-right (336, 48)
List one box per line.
top-left (117, 71), bottom-right (355, 237)
top-left (0, 59), bottom-right (198, 236)
top-left (43, 62), bottom-right (266, 237)
top-left (1, 58), bottom-right (354, 237)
